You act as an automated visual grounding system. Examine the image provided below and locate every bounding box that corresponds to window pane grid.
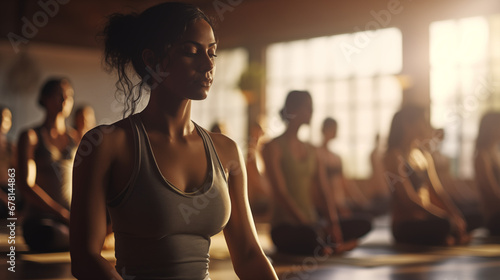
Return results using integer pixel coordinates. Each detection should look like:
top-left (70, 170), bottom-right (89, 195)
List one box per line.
top-left (191, 48), bottom-right (248, 147)
top-left (266, 29), bottom-right (402, 178)
top-left (430, 15), bottom-right (500, 178)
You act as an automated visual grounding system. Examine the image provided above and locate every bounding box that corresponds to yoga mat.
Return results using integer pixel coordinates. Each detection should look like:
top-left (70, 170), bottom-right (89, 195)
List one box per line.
top-left (325, 254), bottom-right (447, 267)
top-left (20, 250), bottom-right (116, 264)
top-left (271, 244), bottom-right (500, 268)
top-left (431, 244), bottom-right (500, 257)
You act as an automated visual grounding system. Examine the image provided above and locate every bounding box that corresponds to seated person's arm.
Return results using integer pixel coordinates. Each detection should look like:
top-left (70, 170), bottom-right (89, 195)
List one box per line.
top-left (384, 150), bottom-right (447, 219)
top-left (17, 129), bottom-right (70, 223)
top-left (70, 126), bottom-right (123, 280)
top-left (424, 151), bottom-right (465, 218)
top-left (220, 137), bottom-right (278, 280)
top-left (314, 148), bottom-right (344, 248)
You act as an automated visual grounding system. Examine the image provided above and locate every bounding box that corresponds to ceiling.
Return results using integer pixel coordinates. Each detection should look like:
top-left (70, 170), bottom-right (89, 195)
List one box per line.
top-left (2, 0), bottom-right (500, 52)
top-left (0, 0), bottom-right (253, 50)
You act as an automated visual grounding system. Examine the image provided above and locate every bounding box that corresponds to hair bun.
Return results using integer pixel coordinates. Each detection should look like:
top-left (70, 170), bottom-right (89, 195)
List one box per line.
top-left (103, 13), bottom-right (139, 70)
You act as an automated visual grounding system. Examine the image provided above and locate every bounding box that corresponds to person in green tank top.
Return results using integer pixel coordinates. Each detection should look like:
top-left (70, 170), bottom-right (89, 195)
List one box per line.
top-left (263, 90), bottom-right (371, 256)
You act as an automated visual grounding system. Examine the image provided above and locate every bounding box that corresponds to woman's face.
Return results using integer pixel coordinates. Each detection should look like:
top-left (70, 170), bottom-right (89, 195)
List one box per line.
top-left (44, 82), bottom-right (74, 117)
top-left (323, 124), bottom-right (337, 141)
top-left (294, 96), bottom-right (313, 125)
top-left (155, 19), bottom-right (216, 101)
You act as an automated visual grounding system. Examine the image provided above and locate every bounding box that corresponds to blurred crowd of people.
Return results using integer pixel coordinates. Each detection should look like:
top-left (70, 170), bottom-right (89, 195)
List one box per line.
top-left (1, 82), bottom-right (499, 254)
top-left (245, 90), bottom-right (500, 252)
top-left (1, 78), bottom-right (97, 252)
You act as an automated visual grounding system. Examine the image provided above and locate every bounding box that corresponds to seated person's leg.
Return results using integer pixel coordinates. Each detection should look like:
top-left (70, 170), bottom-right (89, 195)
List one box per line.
top-left (22, 216), bottom-right (69, 252)
top-left (339, 214), bottom-right (373, 241)
top-left (487, 213), bottom-right (500, 236)
top-left (462, 209), bottom-right (484, 233)
top-left (271, 224), bottom-right (321, 255)
top-left (392, 218), bottom-right (451, 246)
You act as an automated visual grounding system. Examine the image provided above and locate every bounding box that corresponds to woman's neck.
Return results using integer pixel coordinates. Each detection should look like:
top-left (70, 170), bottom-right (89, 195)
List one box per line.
top-left (321, 137), bottom-right (333, 149)
top-left (141, 93), bottom-right (193, 139)
top-left (43, 113), bottom-right (66, 135)
top-left (283, 121), bottom-right (302, 140)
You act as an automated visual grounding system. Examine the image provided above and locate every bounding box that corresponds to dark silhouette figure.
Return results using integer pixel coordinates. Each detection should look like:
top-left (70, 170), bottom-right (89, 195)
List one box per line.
top-left (18, 78), bottom-right (76, 252)
top-left (474, 112), bottom-right (500, 236)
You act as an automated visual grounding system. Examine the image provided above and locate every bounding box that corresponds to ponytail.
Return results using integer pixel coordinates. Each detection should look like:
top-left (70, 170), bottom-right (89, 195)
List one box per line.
top-left (103, 13), bottom-right (142, 117)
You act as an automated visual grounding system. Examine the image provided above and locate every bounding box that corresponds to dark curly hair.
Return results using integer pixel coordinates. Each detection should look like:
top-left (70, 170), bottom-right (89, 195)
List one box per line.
top-left (102, 2), bottom-right (216, 117)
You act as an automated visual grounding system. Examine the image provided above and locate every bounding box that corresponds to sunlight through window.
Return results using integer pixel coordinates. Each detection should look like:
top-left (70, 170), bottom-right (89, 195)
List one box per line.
top-left (266, 28), bottom-right (403, 178)
top-left (192, 48), bottom-right (248, 146)
top-left (430, 16), bottom-right (500, 178)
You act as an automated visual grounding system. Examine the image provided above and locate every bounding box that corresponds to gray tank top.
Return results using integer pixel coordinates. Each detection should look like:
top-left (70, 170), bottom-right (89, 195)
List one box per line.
top-left (107, 115), bottom-right (231, 280)
top-left (29, 126), bottom-right (75, 217)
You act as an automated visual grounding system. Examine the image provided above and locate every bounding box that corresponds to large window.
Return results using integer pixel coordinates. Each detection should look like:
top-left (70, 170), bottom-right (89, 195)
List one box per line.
top-left (266, 28), bottom-right (403, 178)
top-left (191, 48), bottom-right (248, 147)
top-left (430, 15), bottom-right (500, 178)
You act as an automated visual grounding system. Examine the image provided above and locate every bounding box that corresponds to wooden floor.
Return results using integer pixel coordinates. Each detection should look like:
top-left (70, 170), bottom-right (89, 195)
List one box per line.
top-left (1, 216), bottom-right (500, 280)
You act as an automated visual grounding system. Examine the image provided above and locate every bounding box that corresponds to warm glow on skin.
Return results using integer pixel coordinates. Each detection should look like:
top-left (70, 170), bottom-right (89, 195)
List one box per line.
top-left (27, 159), bottom-right (37, 187)
top-left (1, 109), bottom-right (12, 134)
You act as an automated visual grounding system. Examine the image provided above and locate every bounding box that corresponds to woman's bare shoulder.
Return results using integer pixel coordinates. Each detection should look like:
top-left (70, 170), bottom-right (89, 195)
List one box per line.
top-left (261, 136), bottom-right (284, 152)
top-left (90, 117), bottom-right (132, 136)
top-left (208, 131), bottom-right (240, 158)
top-left (77, 118), bottom-right (134, 155)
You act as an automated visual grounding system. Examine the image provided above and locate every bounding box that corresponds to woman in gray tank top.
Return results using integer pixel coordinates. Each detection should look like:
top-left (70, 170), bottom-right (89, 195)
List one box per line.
top-left (69, 2), bottom-right (278, 280)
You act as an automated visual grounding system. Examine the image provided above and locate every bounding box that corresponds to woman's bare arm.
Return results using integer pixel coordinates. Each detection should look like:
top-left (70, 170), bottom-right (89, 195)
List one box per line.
top-left (70, 126), bottom-right (123, 280)
top-left (314, 148), bottom-right (344, 248)
top-left (384, 150), bottom-right (448, 219)
top-left (215, 135), bottom-right (277, 280)
top-left (424, 151), bottom-right (465, 218)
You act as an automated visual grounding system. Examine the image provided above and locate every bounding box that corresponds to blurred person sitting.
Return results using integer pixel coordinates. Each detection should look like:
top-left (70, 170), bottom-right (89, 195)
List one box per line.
top-left (317, 117), bottom-right (373, 218)
top-left (429, 128), bottom-right (483, 233)
top-left (384, 105), bottom-right (473, 246)
top-left (474, 111), bottom-right (500, 236)
top-left (17, 78), bottom-right (76, 252)
top-left (368, 133), bottom-right (392, 216)
top-left (263, 91), bottom-right (371, 256)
